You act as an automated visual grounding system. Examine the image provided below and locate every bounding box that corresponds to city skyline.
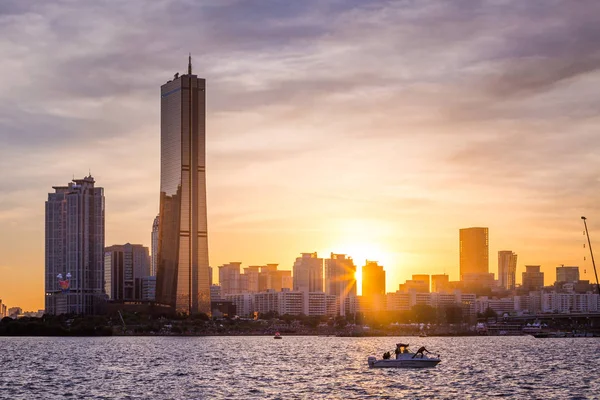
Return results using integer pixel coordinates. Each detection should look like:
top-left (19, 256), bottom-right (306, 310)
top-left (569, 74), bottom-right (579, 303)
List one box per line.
top-left (2, 1), bottom-right (600, 311)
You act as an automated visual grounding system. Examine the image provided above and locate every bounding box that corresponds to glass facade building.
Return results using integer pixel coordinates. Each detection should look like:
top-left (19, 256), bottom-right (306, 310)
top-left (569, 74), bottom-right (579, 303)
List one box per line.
top-left (156, 58), bottom-right (210, 314)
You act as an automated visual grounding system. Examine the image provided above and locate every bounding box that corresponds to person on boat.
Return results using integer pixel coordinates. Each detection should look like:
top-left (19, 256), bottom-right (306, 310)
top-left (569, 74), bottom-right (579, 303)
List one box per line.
top-left (395, 343), bottom-right (408, 359)
top-left (412, 346), bottom-right (430, 359)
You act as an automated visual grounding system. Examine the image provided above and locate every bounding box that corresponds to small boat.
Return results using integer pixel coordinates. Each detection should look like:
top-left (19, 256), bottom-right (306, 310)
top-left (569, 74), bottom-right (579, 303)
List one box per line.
top-left (274, 332), bottom-right (283, 339)
top-left (368, 344), bottom-right (440, 368)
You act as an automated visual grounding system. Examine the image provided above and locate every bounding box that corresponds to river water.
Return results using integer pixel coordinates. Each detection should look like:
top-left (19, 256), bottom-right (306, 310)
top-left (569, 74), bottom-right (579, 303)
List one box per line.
top-left (0, 336), bottom-right (597, 399)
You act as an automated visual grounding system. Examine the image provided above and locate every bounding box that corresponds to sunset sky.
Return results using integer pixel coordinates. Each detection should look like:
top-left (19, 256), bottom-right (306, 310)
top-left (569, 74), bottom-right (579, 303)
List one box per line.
top-left (1, 0), bottom-right (600, 311)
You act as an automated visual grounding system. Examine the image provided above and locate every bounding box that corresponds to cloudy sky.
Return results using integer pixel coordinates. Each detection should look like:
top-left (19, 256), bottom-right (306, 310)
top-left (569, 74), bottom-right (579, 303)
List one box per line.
top-left (1, 0), bottom-right (600, 310)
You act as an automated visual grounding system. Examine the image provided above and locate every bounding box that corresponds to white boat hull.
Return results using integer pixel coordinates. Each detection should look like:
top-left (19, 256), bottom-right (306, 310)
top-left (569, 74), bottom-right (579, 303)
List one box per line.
top-left (368, 356), bottom-right (440, 368)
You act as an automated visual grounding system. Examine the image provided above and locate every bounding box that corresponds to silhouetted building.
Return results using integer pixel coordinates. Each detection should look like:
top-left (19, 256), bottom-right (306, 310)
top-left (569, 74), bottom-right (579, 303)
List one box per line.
top-left (151, 215), bottom-right (159, 276)
top-left (412, 274), bottom-right (430, 292)
top-left (522, 265), bottom-right (544, 292)
top-left (431, 274), bottom-right (450, 293)
top-left (556, 266), bottom-right (579, 283)
top-left (459, 227), bottom-right (489, 279)
top-left (362, 260), bottom-right (386, 313)
top-left (156, 56), bottom-right (210, 314)
top-left (498, 250), bottom-right (517, 290)
top-left (325, 253), bottom-right (357, 316)
top-left (104, 244), bottom-right (151, 301)
top-left (45, 176), bottom-right (105, 315)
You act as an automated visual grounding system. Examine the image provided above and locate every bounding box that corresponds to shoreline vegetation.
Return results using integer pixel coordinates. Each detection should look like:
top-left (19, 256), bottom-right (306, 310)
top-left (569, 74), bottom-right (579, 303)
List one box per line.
top-left (2, 311), bottom-right (599, 337)
top-left (0, 312), bottom-right (481, 337)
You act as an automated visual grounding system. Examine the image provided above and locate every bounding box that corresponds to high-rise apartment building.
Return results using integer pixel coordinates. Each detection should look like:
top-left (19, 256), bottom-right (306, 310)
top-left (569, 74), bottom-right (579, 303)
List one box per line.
top-left (522, 265), bottom-right (544, 292)
top-left (151, 215), bottom-right (159, 276)
top-left (293, 252), bottom-right (324, 315)
top-left (498, 250), bottom-right (517, 290)
top-left (325, 253), bottom-right (357, 316)
top-left (104, 243), bottom-right (151, 301)
top-left (556, 266), bottom-right (580, 283)
top-left (459, 227), bottom-right (489, 279)
top-left (293, 253), bottom-right (323, 293)
top-left (156, 57), bottom-right (210, 314)
top-left (258, 264), bottom-right (292, 292)
top-left (45, 176), bottom-right (105, 315)
top-left (218, 262), bottom-right (242, 296)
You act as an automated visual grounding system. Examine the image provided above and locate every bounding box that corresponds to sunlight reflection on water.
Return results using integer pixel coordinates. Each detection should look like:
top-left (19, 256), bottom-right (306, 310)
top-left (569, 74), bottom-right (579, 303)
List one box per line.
top-left (0, 336), bottom-right (598, 399)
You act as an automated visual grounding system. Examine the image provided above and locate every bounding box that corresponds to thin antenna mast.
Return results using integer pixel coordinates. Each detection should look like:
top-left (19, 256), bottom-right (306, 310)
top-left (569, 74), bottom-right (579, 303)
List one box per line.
top-left (581, 216), bottom-right (600, 295)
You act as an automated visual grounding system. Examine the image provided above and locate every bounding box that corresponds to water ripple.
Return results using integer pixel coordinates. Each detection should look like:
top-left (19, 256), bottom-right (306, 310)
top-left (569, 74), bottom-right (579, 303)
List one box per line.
top-left (0, 336), bottom-right (599, 399)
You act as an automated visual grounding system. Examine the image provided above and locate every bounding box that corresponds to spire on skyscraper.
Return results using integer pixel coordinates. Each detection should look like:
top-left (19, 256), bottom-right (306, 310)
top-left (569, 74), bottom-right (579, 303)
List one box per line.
top-left (188, 53), bottom-right (192, 75)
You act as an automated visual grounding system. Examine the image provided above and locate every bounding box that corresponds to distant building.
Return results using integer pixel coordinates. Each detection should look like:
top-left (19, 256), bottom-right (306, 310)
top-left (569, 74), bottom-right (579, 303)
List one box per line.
top-left (8, 307), bottom-right (22, 318)
top-left (219, 262), bottom-right (242, 296)
top-left (293, 252), bottom-right (323, 293)
top-left (556, 266), bottom-right (579, 283)
top-left (362, 260), bottom-right (386, 313)
top-left (258, 264), bottom-right (291, 292)
top-left (223, 293), bottom-right (254, 317)
top-left (151, 215), bottom-right (159, 276)
top-left (210, 284), bottom-right (222, 301)
top-left (412, 274), bottom-right (430, 292)
top-left (242, 266), bottom-right (260, 293)
top-left (45, 175), bottom-right (105, 315)
top-left (431, 274), bottom-right (450, 293)
top-left (104, 243), bottom-right (151, 301)
top-left (142, 276), bottom-right (156, 301)
top-left (522, 265), bottom-right (544, 292)
top-left (459, 227), bottom-right (489, 279)
top-left (399, 275), bottom-right (430, 293)
top-left (325, 253), bottom-right (357, 316)
top-left (498, 251), bottom-right (517, 290)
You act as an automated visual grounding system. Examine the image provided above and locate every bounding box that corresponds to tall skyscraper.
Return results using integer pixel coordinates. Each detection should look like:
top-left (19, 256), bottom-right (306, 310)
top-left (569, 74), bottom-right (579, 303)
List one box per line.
top-left (104, 243), bottom-right (151, 301)
top-left (151, 215), bottom-right (159, 276)
top-left (459, 227), bottom-right (489, 279)
top-left (45, 176), bottom-right (105, 315)
top-left (498, 250), bottom-right (517, 290)
top-left (325, 253), bottom-right (357, 316)
top-left (156, 56), bottom-right (210, 314)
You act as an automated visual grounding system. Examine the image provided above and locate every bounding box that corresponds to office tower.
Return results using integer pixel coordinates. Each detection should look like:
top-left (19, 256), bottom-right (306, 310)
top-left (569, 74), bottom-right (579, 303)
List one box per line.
top-left (45, 175), bottom-right (105, 315)
top-left (151, 215), bottom-right (159, 276)
top-left (104, 243), bottom-right (151, 301)
top-left (498, 251), bottom-right (518, 290)
top-left (325, 253), bottom-right (357, 316)
top-left (459, 227), bottom-right (489, 279)
top-left (156, 56), bottom-right (210, 314)
top-left (556, 266), bottom-right (580, 283)
top-left (522, 265), bottom-right (544, 292)
top-left (219, 262), bottom-right (242, 296)
top-left (293, 252), bottom-right (324, 293)
top-left (431, 274), bottom-right (450, 293)
top-left (362, 260), bottom-right (386, 312)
